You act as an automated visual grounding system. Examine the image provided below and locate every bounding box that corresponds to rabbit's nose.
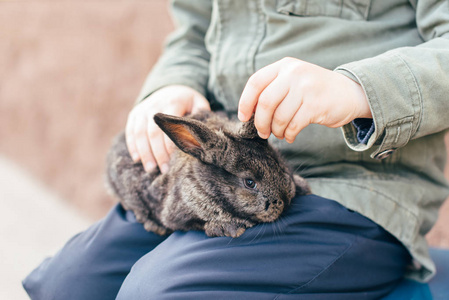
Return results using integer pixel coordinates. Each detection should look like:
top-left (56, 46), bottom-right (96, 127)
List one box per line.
top-left (274, 198), bottom-right (285, 209)
top-left (264, 199), bottom-right (282, 211)
top-left (264, 200), bottom-right (271, 211)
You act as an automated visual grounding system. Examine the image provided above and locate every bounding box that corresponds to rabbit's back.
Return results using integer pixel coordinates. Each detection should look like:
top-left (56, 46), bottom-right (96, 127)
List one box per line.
top-left (106, 132), bottom-right (171, 234)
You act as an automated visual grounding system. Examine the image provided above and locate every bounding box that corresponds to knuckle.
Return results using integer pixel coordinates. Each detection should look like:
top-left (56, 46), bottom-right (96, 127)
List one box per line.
top-left (146, 126), bottom-right (160, 140)
top-left (280, 57), bottom-right (295, 65)
top-left (298, 77), bottom-right (315, 91)
top-left (281, 57), bottom-right (299, 67)
top-left (165, 96), bottom-right (179, 107)
top-left (272, 113), bottom-right (288, 128)
top-left (284, 130), bottom-right (296, 143)
top-left (272, 130), bottom-right (285, 140)
top-left (289, 64), bottom-right (306, 78)
top-left (286, 120), bottom-right (301, 134)
top-left (313, 114), bottom-right (326, 125)
top-left (247, 74), bottom-right (265, 91)
top-left (257, 94), bottom-right (274, 110)
top-left (134, 125), bottom-right (147, 138)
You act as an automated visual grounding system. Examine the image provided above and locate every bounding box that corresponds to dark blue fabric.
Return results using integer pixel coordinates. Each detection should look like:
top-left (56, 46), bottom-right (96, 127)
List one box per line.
top-left (23, 205), bottom-right (167, 300)
top-left (382, 279), bottom-right (432, 300)
top-left (382, 247), bottom-right (449, 300)
top-left (23, 195), bottom-right (411, 300)
top-left (428, 248), bottom-right (449, 300)
top-left (352, 118), bottom-right (375, 144)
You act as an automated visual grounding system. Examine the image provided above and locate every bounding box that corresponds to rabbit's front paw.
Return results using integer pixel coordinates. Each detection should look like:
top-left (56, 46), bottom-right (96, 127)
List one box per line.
top-left (133, 210), bottom-right (149, 224)
top-left (204, 221), bottom-right (247, 238)
top-left (143, 219), bottom-right (170, 236)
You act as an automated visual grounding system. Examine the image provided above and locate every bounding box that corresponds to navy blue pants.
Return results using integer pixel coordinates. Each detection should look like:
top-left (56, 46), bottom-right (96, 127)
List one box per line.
top-left (23, 195), bottom-right (411, 299)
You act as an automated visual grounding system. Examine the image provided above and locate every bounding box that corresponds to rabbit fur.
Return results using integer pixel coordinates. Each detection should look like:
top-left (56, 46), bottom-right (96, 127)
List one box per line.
top-left (106, 111), bottom-right (310, 238)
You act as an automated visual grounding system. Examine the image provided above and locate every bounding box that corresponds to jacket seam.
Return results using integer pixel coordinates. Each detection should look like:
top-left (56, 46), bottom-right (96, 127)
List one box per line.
top-left (393, 53), bottom-right (423, 138)
top-left (273, 236), bottom-right (357, 299)
top-left (246, 0), bottom-right (266, 75)
top-left (213, 0), bottom-right (227, 105)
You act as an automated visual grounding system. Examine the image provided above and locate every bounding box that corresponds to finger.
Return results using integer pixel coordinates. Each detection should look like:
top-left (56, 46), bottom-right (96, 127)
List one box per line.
top-left (134, 117), bottom-right (157, 172)
top-left (238, 63), bottom-right (280, 122)
top-left (164, 134), bottom-right (177, 156)
top-left (191, 95), bottom-right (211, 114)
top-left (147, 129), bottom-right (171, 174)
top-left (146, 105), bottom-right (186, 173)
top-left (166, 102), bottom-right (190, 118)
top-left (284, 107), bottom-right (311, 144)
top-left (125, 114), bottom-right (140, 162)
top-left (270, 90), bottom-right (302, 139)
top-left (253, 76), bottom-right (289, 139)
top-left (136, 136), bottom-right (156, 172)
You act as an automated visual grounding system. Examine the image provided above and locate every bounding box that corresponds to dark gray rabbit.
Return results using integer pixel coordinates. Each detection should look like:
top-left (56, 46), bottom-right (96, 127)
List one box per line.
top-left (106, 111), bottom-right (310, 238)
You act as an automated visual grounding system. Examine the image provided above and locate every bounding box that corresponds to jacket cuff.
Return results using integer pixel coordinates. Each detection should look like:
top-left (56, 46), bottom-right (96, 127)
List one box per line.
top-left (335, 52), bottom-right (421, 159)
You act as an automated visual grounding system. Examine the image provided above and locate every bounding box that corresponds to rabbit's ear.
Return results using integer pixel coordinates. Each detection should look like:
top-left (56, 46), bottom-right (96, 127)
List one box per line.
top-left (239, 115), bottom-right (259, 139)
top-left (154, 113), bottom-right (220, 160)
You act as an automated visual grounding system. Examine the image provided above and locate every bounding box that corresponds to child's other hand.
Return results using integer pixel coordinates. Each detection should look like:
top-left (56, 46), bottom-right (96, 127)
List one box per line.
top-left (126, 85), bottom-right (210, 173)
top-left (238, 57), bottom-right (372, 143)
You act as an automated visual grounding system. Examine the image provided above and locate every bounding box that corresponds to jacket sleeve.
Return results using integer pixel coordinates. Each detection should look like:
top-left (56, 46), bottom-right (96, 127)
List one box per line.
top-left (335, 0), bottom-right (449, 159)
top-left (135, 0), bottom-right (212, 103)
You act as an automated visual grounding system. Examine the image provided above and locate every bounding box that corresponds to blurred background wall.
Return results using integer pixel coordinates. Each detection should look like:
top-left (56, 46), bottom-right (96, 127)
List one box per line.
top-left (0, 2), bottom-right (172, 297)
top-left (0, 0), bottom-right (173, 219)
top-left (0, 1), bottom-right (448, 298)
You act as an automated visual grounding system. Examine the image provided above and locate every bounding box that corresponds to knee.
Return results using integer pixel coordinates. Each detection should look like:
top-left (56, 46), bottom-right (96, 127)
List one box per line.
top-left (23, 256), bottom-right (88, 300)
top-left (24, 251), bottom-right (124, 300)
top-left (117, 232), bottom-right (209, 300)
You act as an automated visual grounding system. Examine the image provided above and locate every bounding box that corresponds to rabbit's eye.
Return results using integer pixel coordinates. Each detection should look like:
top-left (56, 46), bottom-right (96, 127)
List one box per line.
top-left (243, 178), bottom-right (257, 189)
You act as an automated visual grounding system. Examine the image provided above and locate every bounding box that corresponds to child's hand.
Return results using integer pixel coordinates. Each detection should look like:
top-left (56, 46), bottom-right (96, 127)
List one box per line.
top-left (126, 85), bottom-right (210, 173)
top-left (238, 57), bottom-right (372, 143)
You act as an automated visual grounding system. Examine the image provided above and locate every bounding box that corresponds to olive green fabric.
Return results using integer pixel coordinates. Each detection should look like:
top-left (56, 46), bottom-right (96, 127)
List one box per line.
top-left (136, 0), bottom-right (449, 282)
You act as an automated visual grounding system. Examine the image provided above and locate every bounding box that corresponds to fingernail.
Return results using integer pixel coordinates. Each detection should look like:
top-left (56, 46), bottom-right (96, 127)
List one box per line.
top-left (161, 164), bottom-right (169, 174)
top-left (145, 162), bottom-right (155, 172)
top-left (258, 131), bottom-right (269, 139)
top-left (131, 153), bottom-right (139, 162)
top-left (238, 111), bottom-right (246, 121)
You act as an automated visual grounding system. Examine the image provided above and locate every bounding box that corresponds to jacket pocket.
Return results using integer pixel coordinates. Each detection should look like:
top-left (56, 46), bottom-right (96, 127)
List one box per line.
top-left (276, 0), bottom-right (371, 21)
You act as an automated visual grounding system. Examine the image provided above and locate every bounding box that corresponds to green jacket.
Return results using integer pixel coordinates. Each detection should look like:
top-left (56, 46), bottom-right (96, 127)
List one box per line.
top-left (137, 0), bottom-right (449, 282)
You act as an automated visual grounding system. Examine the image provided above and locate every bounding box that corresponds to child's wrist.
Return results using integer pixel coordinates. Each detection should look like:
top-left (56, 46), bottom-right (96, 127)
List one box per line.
top-left (348, 79), bottom-right (372, 120)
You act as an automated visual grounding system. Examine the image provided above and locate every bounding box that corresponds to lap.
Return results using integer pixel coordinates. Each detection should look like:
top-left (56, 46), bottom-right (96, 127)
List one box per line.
top-left (23, 204), bottom-right (167, 300)
top-left (23, 195), bottom-right (411, 300)
top-left (118, 195), bottom-right (410, 299)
